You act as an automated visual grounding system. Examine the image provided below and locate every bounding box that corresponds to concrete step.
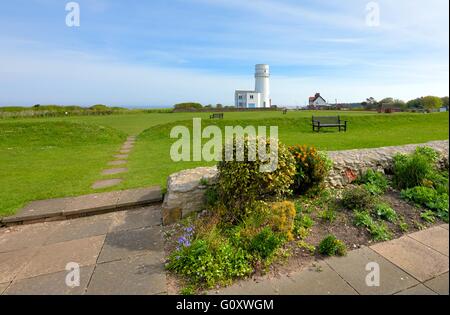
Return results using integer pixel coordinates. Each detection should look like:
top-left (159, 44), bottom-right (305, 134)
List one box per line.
top-left (1, 186), bottom-right (162, 226)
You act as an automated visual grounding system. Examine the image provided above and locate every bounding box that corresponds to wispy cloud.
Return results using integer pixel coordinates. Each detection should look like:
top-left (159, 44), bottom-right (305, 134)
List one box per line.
top-left (0, 0), bottom-right (448, 106)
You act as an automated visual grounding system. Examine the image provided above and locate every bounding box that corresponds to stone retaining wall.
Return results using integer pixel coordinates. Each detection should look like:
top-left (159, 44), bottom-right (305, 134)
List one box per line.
top-left (162, 140), bottom-right (449, 225)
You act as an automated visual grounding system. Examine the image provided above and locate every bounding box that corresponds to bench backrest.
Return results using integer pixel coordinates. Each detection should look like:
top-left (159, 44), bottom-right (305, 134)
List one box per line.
top-left (312, 116), bottom-right (340, 124)
top-left (211, 113), bottom-right (223, 118)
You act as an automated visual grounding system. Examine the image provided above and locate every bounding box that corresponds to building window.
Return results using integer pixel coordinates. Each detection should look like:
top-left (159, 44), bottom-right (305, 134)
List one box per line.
top-left (238, 95), bottom-right (243, 100)
top-left (250, 95), bottom-right (254, 100)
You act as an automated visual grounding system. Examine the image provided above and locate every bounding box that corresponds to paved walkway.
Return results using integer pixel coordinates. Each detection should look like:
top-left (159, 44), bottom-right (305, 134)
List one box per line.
top-left (92, 136), bottom-right (136, 190)
top-left (1, 206), bottom-right (448, 295)
top-left (0, 205), bottom-right (166, 295)
top-left (210, 224), bottom-right (449, 295)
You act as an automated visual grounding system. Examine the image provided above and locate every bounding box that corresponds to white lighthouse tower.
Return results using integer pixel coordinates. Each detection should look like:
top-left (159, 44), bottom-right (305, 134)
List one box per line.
top-left (234, 64), bottom-right (271, 108)
top-left (255, 64), bottom-right (271, 108)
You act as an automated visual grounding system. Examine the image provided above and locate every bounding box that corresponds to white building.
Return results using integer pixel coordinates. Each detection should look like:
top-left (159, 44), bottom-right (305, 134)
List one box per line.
top-left (235, 64), bottom-right (271, 108)
top-left (309, 93), bottom-right (328, 107)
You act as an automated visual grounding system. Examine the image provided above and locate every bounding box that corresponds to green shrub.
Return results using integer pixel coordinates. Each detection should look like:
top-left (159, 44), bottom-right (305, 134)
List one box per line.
top-left (288, 145), bottom-right (332, 195)
top-left (248, 227), bottom-right (283, 260)
top-left (268, 201), bottom-right (296, 240)
top-left (415, 146), bottom-right (439, 162)
top-left (401, 186), bottom-right (449, 222)
top-left (401, 186), bottom-right (436, 205)
top-left (341, 186), bottom-right (374, 210)
top-left (205, 186), bottom-right (219, 207)
top-left (167, 239), bottom-right (252, 288)
top-left (393, 147), bottom-right (438, 189)
top-left (318, 235), bottom-right (347, 256)
top-left (353, 210), bottom-right (392, 241)
top-left (357, 169), bottom-right (389, 195)
top-left (374, 203), bottom-right (397, 222)
top-left (217, 137), bottom-right (296, 221)
top-left (174, 102), bottom-right (203, 110)
top-left (428, 171), bottom-right (449, 195)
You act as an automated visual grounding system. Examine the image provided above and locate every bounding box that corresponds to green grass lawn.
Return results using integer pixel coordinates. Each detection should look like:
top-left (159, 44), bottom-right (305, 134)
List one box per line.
top-left (0, 111), bottom-right (448, 217)
top-left (0, 121), bottom-right (126, 217)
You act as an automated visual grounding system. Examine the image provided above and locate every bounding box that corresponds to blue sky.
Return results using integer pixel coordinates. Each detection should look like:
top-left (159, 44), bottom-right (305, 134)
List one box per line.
top-left (0, 0), bottom-right (448, 107)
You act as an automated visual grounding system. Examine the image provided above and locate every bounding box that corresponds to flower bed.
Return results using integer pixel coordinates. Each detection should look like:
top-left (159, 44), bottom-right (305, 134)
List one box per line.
top-left (163, 142), bottom-right (449, 294)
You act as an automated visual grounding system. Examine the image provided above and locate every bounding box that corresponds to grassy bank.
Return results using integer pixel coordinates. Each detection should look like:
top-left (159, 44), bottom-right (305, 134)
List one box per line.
top-left (0, 111), bottom-right (448, 217)
top-left (0, 121), bottom-right (126, 217)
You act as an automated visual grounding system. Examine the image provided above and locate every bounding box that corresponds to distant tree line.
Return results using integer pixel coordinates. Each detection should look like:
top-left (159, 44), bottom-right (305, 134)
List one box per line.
top-left (0, 104), bottom-right (172, 119)
top-left (361, 96), bottom-right (448, 112)
top-left (173, 102), bottom-right (236, 112)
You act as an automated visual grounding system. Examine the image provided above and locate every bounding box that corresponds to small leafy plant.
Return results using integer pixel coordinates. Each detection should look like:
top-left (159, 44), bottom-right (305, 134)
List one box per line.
top-left (319, 207), bottom-right (337, 223)
top-left (248, 227), bottom-right (283, 260)
top-left (393, 147), bottom-right (439, 190)
top-left (318, 235), bottom-right (347, 256)
top-left (401, 186), bottom-right (449, 222)
top-left (342, 186), bottom-right (374, 210)
top-left (420, 211), bottom-right (436, 223)
top-left (353, 210), bottom-right (392, 241)
top-left (357, 169), bottom-right (389, 195)
top-left (373, 203), bottom-right (397, 222)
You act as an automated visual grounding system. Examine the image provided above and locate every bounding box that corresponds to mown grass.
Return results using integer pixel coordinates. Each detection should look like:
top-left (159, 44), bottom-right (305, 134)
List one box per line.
top-left (0, 110), bottom-right (378, 135)
top-left (0, 122), bottom-right (126, 217)
top-left (0, 111), bottom-right (448, 217)
top-left (118, 113), bottom-right (449, 190)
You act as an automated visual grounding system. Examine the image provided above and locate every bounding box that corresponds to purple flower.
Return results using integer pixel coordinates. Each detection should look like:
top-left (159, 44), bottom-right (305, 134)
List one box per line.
top-left (185, 227), bottom-right (194, 234)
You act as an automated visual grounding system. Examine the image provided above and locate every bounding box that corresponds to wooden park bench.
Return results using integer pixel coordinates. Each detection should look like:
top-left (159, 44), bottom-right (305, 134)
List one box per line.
top-left (312, 116), bottom-right (347, 132)
top-left (210, 113), bottom-right (224, 119)
top-left (282, 109), bottom-right (288, 115)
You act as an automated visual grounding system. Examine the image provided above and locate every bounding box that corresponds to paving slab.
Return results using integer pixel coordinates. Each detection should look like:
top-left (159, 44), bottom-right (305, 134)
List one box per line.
top-left (371, 236), bottom-right (449, 282)
top-left (210, 277), bottom-right (280, 295)
top-left (108, 160), bottom-right (127, 166)
top-left (102, 168), bottom-right (128, 176)
top-left (122, 144), bottom-right (134, 150)
top-left (395, 284), bottom-right (437, 295)
top-left (4, 266), bottom-right (94, 295)
top-left (120, 149), bottom-right (131, 154)
top-left (116, 187), bottom-right (163, 209)
top-left (45, 214), bottom-right (113, 245)
top-left (0, 282), bottom-right (8, 295)
top-left (0, 248), bottom-right (37, 283)
top-left (440, 224), bottom-right (449, 230)
top-left (109, 206), bottom-right (161, 233)
top-left (98, 227), bottom-right (164, 263)
top-left (87, 254), bottom-right (166, 295)
top-left (408, 226), bottom-right (449, 256)
top-left (276, 261), bottom-right (358, 295)
top-left (0, 222), bottom-right (61, 253)
top-left (63, 191), bottom-right (122, 216)
top-left (16, 235), bottom-right (105, 280)
top-left (114, 154), bottom-right (128, 159)
top-left (92, 179), bottom-right (123, 190)
top-left (326, 247), bottom-right (419, 295)
top-left (424, 272), bottom-right (449, 295)
top-left (2, 198), bottom-right (71, 223)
